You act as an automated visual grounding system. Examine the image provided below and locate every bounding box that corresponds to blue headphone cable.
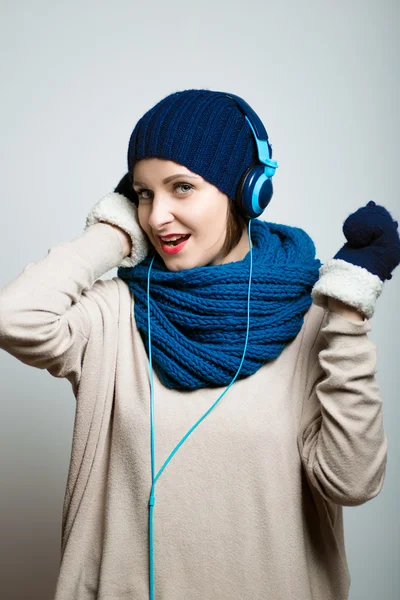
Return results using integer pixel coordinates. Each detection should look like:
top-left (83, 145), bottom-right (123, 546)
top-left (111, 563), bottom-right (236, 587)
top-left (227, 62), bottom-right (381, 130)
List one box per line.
top-left (146, 218), bottom-right (255, 599)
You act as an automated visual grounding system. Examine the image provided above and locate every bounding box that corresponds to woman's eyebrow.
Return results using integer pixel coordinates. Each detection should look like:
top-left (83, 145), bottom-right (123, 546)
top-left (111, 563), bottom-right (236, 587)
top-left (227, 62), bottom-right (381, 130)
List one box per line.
top-left (133, 174), bottom-right (200, 186)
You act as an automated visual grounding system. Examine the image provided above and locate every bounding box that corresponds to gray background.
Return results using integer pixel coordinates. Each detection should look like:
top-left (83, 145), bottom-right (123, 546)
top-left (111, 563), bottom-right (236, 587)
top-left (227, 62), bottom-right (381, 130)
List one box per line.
top-left (0, 0), bottom-right (399, 598)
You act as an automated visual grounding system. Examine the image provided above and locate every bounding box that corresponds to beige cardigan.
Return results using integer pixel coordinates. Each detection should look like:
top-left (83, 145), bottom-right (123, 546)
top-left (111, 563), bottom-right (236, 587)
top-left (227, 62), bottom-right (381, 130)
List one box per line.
top-left (0, 223), bottom-right (388, 600)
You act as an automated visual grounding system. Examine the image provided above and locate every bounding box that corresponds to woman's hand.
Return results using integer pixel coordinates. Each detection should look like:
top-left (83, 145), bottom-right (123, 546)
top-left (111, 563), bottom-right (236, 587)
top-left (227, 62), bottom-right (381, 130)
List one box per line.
top-left (84, 174), bottom-right (150, 268)
top-left (312, 201), bottom-right (400, 319)
top-left (333, 200), bottom-right (400, 282)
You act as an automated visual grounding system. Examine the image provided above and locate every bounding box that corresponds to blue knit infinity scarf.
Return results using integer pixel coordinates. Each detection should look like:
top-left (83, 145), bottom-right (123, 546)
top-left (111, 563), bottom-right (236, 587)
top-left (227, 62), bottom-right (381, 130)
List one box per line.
top-left (117, 219), bottom-right (322, 391)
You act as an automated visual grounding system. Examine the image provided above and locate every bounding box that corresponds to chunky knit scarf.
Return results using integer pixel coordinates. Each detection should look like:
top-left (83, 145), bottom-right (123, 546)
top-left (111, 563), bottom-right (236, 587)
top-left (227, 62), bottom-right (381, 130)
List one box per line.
top-left (117, 219), bottom-right (322, 391)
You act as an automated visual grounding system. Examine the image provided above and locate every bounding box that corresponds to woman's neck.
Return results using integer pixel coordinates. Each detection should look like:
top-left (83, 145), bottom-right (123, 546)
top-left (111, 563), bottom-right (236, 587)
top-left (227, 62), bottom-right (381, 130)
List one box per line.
top-left (217, 225), bottom-right (251, 265)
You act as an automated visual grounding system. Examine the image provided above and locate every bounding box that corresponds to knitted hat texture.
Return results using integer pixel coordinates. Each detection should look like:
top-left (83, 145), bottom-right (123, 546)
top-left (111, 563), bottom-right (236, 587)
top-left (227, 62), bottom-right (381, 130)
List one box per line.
top-left (126, 88), bottom-right (262, 205)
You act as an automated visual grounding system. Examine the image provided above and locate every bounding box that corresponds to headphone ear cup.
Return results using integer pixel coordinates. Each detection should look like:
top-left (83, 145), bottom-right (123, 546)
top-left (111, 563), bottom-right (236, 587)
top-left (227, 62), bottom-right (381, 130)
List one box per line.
top-left (235, 167), bottom-right (251, 217)
top-left (238, 165), bottom-right (274, 219)
top-left (115, 172), bottom-right (139, 206)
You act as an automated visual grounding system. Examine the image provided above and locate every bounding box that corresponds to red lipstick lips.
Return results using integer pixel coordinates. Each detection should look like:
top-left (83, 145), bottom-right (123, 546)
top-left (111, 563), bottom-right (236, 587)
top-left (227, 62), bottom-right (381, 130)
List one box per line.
top-left (157, 233), bottom-right (189, 239)
top-left (158, 234), bottom-right (191, 255)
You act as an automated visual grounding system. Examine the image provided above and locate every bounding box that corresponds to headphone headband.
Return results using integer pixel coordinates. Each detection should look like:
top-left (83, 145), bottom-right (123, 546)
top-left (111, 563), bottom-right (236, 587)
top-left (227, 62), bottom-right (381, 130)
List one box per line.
top-left (223, 92), bottom-right (279, 218)
top-left (224, 93), bottom-right (269, 141)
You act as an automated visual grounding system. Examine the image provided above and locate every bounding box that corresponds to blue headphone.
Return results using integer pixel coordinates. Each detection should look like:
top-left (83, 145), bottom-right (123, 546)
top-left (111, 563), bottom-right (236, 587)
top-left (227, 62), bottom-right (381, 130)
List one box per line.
top-left (224, 93), bottom-right (278, 219)
top-left (121, 93), bottom-right (279, 218)
top-left (146, 94), bottom-right (278, 600)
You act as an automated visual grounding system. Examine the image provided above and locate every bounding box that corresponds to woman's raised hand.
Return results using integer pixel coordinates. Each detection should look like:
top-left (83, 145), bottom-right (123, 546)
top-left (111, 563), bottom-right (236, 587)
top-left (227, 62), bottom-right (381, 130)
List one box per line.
top-left (84, 173), bottom-right (150, 268)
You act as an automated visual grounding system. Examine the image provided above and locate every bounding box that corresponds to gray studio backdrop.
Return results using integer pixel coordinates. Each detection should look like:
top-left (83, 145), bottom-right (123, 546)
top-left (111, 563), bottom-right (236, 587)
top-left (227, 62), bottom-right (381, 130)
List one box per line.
top-left (0, 1), bottom-right (399, 598)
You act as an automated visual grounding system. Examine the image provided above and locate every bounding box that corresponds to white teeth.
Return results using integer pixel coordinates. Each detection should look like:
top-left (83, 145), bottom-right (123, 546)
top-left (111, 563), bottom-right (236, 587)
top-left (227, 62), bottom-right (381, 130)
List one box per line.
top-left (161, 235), bottom-right (187, 242)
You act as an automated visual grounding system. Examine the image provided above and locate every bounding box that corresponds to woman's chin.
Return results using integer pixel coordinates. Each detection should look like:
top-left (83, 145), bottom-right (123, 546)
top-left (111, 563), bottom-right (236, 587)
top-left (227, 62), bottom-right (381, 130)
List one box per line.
top-left (159, 253), bottom-right (205, 272)
top-left (162, 258), bottom-right (195, 272)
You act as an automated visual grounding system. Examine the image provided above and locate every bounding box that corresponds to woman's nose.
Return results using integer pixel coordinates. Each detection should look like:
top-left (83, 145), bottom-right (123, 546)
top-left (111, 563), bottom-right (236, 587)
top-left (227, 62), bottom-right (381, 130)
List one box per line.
top-left (147, 195), bottom-right (174, 231)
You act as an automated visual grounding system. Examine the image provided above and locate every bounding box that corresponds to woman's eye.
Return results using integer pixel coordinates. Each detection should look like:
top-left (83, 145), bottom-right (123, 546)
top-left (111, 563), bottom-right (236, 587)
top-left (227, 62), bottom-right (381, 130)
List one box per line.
top-left (174, 182), bottom-right (193, 194)
top-left (136, 182), bottom-right (193, 201)
top-left (136, 188), bottom-right (151, 200)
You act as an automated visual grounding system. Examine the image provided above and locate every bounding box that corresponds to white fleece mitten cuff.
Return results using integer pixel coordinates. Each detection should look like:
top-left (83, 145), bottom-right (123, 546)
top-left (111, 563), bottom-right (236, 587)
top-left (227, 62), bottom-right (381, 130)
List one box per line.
top-left (85, 192), bottom-right (150, 268)
top-left (311, 258), bottom-right (384, 319)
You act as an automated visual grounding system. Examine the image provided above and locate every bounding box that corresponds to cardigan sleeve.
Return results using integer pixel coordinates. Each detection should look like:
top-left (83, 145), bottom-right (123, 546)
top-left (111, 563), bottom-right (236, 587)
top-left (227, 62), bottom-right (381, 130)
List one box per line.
top-left (0, 223), bottom-right (126, 383)
top-left (297, 308), bottom-right (388, 507)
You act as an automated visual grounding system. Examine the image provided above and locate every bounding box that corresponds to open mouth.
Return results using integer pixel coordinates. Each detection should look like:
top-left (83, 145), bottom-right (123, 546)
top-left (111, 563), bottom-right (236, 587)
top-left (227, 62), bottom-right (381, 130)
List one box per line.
top-left (159, 234), bottom-right (191, 254)
top-left (161, 234), bottom-right (191, 247)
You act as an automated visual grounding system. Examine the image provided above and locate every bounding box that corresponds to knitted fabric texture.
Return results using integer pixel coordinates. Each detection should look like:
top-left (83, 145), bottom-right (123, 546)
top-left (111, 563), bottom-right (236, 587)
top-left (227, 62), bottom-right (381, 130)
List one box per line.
top-left (126, 88), bottom-right (267, 206)
top-left (333, 200), bottom-right (400, 282)
top-left (117, 219), bottom-right (322, 390)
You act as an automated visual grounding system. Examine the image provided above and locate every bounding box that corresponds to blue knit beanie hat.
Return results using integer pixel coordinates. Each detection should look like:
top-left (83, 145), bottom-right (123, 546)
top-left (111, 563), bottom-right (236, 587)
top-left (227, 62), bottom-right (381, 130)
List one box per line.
top-left (126, 88), bottom-right (263, 207)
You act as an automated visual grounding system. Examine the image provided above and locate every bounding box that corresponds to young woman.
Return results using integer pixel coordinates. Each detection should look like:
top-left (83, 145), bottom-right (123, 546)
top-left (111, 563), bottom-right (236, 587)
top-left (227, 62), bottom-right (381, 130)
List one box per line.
top-left (1, 89), bottom-right (399, 600)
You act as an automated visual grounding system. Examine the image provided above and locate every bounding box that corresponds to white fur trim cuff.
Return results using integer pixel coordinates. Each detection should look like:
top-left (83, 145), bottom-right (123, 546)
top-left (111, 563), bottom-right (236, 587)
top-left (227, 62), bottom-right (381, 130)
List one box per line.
top-left (311, 258), bottom-right (384, 319)
top-left (85, 192), bottom-right (150, 268)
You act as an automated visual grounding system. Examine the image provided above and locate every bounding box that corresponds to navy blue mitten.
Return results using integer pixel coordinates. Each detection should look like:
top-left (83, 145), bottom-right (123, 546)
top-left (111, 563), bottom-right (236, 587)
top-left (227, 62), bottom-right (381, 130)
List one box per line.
top-left (312, 201), bottom-right (400, 318)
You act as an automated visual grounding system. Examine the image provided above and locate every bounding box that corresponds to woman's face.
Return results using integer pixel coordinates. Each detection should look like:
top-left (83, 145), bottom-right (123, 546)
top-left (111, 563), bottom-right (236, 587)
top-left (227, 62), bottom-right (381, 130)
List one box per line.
top-left (133, 158), bottom-right (249, 271)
